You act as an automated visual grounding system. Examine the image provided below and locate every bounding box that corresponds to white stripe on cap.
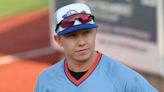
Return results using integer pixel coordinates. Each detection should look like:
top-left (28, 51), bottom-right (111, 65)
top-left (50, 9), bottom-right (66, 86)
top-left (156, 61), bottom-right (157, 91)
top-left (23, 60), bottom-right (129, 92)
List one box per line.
top-left (55, 3), bottom-right (92, 23)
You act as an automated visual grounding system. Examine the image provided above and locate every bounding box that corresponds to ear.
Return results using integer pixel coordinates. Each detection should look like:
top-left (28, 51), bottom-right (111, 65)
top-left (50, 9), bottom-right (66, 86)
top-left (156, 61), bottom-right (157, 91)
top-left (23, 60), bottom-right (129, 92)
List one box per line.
top-left (54, 35), bottom-right (62, 46)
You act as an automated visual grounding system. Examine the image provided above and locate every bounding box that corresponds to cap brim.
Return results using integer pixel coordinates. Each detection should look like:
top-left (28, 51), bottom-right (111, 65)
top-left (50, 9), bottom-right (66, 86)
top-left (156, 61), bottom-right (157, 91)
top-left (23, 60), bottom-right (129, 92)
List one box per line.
top-left (57, 24), bottom-right (98, 36)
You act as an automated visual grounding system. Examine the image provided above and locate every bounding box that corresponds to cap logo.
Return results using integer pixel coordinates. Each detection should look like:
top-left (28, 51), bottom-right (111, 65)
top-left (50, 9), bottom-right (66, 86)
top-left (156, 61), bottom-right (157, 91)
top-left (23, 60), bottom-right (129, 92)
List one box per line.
top-left (62, 10), bottom-right (78, 18)
top-left (62, 10), bottom-right (87, 18)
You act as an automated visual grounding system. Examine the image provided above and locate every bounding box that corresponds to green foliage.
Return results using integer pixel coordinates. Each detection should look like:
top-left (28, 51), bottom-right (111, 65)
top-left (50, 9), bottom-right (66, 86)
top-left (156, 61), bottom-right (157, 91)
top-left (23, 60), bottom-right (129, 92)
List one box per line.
top-left (0, 0), bottom-right (48, 18)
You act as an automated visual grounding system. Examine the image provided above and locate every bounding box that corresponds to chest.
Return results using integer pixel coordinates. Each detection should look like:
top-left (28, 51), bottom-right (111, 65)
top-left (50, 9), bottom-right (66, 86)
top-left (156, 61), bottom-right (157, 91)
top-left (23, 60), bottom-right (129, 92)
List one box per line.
top-left (43, 70), bottom-right (118, 92)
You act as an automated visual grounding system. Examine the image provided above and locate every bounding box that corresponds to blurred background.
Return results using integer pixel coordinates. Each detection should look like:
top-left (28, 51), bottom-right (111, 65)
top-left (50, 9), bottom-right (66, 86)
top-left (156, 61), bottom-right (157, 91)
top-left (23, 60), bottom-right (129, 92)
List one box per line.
top-left (0, 0), bottom-right (164, 92)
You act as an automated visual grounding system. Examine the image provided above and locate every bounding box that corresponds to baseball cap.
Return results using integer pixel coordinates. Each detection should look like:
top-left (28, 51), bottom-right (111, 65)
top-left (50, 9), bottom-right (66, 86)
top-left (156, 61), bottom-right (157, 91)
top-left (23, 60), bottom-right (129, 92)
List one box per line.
top-left (55, 3), bottom-right (98, 36)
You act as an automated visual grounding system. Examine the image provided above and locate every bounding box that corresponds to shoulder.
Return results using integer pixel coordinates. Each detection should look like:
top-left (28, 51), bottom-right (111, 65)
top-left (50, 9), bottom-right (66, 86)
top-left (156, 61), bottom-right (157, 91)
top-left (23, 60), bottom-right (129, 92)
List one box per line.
top-left (100, 53), bottom-right (133, 77)
top-left (100, 53), bottom-right (136, 81)
top-left (100, 53), bottom-right (158, 92)
top-left (37, 59), bottom-right (65, 84)
top-left (100, 53), bottom-right (142, 80)
top-left (34, 59), bottom-right (65, 91)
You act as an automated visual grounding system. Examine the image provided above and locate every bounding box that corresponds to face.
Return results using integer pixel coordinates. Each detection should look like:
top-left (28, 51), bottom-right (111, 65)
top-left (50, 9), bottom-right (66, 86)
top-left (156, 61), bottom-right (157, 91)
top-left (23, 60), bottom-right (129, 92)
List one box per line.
top-left (55, 28), bottom-right (97, 62)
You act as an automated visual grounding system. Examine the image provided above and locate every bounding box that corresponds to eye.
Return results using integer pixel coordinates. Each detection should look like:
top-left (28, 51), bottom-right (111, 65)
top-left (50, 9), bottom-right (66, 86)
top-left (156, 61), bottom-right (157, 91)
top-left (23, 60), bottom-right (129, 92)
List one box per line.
top-left (83, 30), bottom-right (91, 35)
top-left (65, 33), bottom-right (77, 38)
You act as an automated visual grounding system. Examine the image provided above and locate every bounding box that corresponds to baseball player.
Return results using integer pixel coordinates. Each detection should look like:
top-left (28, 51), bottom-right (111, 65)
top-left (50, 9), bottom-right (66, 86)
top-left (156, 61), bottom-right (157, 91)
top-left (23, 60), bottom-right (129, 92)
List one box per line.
top-left (34, 3), bottom-right (158, 92)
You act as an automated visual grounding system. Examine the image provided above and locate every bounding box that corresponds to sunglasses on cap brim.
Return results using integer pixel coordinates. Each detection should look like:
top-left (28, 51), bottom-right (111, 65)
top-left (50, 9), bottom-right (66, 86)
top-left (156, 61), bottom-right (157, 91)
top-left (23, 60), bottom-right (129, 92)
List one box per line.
top-left (55, 13), bottom-right (95, 32)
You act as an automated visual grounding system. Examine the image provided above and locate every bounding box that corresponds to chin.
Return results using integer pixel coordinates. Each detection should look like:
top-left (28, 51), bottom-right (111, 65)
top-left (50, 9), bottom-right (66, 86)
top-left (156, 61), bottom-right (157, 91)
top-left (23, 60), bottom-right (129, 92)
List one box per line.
top-left (74, 52), bottom-right (91, 62)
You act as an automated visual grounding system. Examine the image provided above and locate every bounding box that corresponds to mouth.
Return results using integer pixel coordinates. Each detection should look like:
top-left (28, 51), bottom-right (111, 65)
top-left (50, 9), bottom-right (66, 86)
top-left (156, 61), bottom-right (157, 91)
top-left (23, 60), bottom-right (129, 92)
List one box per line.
top-left (74, 48), bottom-right (90, 55)
top-left (75, 48), bottom-right (89, 53)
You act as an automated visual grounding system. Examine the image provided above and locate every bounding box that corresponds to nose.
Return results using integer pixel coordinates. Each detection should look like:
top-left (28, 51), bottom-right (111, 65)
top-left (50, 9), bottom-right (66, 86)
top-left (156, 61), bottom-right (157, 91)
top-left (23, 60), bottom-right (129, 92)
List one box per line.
top-left (77, 35), bottom-right (86, 47)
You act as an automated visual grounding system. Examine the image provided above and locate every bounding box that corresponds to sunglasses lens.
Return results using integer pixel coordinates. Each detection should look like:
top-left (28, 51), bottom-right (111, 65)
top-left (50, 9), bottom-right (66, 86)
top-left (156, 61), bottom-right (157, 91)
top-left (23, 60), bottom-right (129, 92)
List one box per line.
top-left (60, 14), bottom-right (77, 28)
top-left (61, 21), bottom-right (74, 28)
top-left (78, 14), bottom-right (91, 23)
top-left (58, 13), bottom-right (93, 29)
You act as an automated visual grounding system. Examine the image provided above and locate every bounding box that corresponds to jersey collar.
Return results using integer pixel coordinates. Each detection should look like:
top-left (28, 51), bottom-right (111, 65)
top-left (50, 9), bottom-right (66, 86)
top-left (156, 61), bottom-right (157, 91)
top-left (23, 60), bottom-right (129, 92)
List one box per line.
top-left (64, 52), bottom-right (102, 86)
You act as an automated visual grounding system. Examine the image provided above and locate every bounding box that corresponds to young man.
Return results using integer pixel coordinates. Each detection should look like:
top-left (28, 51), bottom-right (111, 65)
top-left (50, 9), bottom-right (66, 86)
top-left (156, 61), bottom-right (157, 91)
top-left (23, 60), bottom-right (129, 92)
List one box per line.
top-left (34, 3), bottom-right (158, 92)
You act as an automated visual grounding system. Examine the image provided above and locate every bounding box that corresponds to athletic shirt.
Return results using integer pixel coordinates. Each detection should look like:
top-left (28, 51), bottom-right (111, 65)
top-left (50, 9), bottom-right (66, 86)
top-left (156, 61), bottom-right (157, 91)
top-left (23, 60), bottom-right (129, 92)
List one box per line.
top-left (34, 52), bottom-right (158, 92)
top-left (68, 68), bottom-right (87, 80)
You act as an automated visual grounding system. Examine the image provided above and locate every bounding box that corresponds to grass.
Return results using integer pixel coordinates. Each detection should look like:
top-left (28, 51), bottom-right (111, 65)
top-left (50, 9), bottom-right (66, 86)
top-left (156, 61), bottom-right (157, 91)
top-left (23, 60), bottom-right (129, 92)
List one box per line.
top-left (0, 0), bottom-right (48, 18)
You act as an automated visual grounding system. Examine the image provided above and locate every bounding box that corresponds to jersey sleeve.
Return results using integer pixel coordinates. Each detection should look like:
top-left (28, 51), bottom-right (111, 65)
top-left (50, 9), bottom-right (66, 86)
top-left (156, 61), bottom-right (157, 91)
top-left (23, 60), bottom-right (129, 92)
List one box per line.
top-left (34, 77), bottom-right (43, 92)
top-left (125, 74), bottom-right (159, 92)
top-left (102, 55), bottom-right (159, 92)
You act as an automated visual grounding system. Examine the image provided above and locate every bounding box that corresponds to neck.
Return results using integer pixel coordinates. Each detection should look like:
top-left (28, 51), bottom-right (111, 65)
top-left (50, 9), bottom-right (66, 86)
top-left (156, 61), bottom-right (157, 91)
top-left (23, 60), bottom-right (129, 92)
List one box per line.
top-left (66, 51), bottom-right (97, 72)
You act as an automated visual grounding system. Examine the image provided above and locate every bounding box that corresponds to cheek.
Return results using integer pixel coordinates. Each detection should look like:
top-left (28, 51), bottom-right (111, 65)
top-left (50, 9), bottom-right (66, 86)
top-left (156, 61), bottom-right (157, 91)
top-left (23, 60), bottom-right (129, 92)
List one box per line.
top-left (61, 40), bottom-right (75, 51)
top-left (88, 34), bottom-right (96, 45)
